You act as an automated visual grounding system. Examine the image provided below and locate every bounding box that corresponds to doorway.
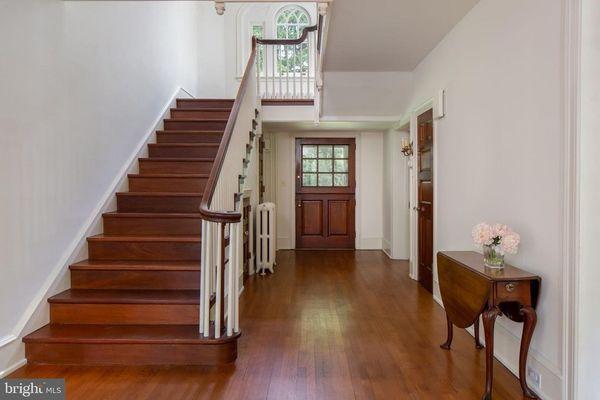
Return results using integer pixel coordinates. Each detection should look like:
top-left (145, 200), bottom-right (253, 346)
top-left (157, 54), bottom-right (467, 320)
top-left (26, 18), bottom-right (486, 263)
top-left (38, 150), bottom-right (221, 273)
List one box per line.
top-left (417, 109), bottom-right (434, 293)
top-left (295, 138), bottom-right (356, 249)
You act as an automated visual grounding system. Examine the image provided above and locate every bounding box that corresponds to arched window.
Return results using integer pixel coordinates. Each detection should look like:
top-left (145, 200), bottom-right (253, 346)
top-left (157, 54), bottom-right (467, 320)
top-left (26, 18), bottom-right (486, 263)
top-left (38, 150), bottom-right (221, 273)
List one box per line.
top-left (275, 6), bottom-right (310, 39)
top-left (275, 6), bottom-right (311, 75)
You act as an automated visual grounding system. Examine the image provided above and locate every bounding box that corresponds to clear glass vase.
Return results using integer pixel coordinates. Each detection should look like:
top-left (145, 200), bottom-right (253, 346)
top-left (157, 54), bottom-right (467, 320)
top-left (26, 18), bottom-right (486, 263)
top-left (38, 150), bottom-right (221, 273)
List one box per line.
top-left (483, 245), bottom-right (505, 268)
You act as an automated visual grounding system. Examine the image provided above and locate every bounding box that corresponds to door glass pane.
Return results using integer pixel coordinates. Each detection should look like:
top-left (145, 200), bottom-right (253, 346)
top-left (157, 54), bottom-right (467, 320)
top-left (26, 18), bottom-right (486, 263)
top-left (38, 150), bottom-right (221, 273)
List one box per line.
top-left (302, 173), bottom-right (317, 186)
top-left (334, 174), bottom-right (348, 187)
top-left (302, 159), bottom-right (317, 172)
top-left (334, 159), bottom-right (348, 172)
top-left (318, 159), bottom-right (333, 172)
top-left (334, 145), bottom-right (349, 159)
top-left (302, 145), bottom-right (317, 158)
top-left (318, 145), bottom-right (333, 158)
top-left (318, 173), bottom-right (333, 186)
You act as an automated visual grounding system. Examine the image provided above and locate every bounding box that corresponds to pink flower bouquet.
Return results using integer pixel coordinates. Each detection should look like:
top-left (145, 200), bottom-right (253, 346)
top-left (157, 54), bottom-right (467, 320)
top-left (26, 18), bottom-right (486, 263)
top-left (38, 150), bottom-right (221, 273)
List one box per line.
top-left (472, 223), bottom-right (520, 267)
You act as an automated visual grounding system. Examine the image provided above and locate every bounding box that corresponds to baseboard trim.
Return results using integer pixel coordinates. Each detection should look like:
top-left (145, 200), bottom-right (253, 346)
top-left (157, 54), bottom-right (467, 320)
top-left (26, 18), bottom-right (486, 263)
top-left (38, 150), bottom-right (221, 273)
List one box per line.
top-left (357, 237), bottom-right (382, 250)
top-left (4, 86), bottom-right (192, 350)
top-left (0, 359), bottom-right (26, 378)
top-left (0, 335), bottom-right (16, 350)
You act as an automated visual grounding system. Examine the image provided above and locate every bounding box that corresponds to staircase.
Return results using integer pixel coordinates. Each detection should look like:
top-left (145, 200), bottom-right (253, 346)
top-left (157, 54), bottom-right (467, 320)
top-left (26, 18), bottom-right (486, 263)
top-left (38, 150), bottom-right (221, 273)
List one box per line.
top-left (22, 98), bottom-right (243, 366)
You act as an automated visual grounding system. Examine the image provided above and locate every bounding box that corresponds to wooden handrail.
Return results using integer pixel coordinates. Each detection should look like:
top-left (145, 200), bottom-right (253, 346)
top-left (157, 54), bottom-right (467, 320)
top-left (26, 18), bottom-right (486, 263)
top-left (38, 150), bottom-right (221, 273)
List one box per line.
top-left (256, 24), bottom-right (317, 45)
top-left (198, 38), bottom-right (258, 223)
top-left (317, 14), bottom-right (323, 52)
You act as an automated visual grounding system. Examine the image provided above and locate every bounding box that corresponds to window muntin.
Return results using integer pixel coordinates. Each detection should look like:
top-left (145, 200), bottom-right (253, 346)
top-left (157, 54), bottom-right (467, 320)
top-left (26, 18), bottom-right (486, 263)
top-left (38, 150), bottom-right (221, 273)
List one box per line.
top-left (275, 6), bottom-right (310, 76)
top-left (301, 144), bottom-right (350, 187)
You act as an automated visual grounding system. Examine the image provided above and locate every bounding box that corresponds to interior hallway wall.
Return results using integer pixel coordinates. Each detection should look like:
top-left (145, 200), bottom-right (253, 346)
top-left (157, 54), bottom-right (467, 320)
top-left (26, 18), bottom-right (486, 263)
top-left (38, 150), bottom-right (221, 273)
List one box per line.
top-left (402, 0), bottom-right (564, 398)
top-left (0, 0), bottom-right (227, 375)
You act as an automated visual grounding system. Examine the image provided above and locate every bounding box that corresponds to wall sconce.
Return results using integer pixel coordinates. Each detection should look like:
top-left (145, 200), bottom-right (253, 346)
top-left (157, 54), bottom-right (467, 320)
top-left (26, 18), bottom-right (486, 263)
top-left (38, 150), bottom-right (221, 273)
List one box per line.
top-left (401, 137), bottom-right (413, 157)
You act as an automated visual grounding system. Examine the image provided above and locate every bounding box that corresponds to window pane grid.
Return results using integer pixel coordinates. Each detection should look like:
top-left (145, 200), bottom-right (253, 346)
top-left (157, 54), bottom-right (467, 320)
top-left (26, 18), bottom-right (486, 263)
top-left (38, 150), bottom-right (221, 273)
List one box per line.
top-left (301, 143), bottom-right (350, 188)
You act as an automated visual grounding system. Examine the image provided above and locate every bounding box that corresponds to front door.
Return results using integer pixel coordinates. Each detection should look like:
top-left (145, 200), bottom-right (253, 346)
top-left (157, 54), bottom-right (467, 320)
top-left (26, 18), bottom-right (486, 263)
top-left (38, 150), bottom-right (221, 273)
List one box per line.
top-left (417, 109), bottom-right (434, 293)
top-left (295, 138), bottom-right (356, 249)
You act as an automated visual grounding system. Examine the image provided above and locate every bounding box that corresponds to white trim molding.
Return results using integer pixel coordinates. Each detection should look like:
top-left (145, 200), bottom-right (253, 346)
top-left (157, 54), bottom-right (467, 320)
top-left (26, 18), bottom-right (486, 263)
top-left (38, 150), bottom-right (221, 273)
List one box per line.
top-left (563, 0), bottom-right (582, 398)
top-left (0, 335), bottom-right (16, 350)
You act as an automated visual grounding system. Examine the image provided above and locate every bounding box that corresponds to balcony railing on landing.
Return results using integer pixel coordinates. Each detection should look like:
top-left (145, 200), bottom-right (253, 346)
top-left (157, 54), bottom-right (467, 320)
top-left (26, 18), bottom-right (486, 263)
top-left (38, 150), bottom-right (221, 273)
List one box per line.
top-left (255, 15), bottom-right (323, 104)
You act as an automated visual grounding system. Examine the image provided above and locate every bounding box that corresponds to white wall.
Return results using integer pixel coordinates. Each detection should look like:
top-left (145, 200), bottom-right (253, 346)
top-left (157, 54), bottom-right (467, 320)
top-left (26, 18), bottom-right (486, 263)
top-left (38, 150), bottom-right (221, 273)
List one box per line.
top-left (272, 131), bottom-right (383, 249)
top-left (403, 0), bottom-right (564, 398)
top-left (322, 72), bottom-right (413, 119)
top-left (382, 129), bottom-right (410, 259)
top-left (0, 0), bottom-right (226, 375)
top-left (576, 0), bottom-right (600, 397)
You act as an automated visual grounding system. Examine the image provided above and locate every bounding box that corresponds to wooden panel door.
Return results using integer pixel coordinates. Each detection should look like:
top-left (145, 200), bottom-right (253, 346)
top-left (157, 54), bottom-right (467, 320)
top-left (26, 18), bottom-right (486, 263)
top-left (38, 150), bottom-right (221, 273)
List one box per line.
top-left (417, 110), bottom-right (434, 293)
top-left (295, 138), bottom-right (356, 249)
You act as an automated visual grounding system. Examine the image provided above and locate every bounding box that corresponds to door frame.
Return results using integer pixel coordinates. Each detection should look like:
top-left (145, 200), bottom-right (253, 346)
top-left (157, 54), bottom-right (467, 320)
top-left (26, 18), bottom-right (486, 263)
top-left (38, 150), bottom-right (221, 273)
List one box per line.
top-left (294, 137), bottom-right (357, 249)
top-left (409, 99), bottom-right (438, 287)
top-left (286, 132), bottom-right (363, 249)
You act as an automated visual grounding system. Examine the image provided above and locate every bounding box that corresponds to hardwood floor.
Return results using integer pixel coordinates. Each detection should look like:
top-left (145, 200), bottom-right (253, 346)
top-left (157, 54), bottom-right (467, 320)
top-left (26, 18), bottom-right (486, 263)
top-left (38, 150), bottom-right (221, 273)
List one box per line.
top-left (10, 250), bottom-right (527, 399)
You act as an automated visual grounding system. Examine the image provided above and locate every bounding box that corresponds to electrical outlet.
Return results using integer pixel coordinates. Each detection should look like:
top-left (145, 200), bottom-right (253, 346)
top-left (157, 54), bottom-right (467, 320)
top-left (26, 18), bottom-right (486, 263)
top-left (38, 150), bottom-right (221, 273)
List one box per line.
top-left (527, 367), bottom-right (541, 389)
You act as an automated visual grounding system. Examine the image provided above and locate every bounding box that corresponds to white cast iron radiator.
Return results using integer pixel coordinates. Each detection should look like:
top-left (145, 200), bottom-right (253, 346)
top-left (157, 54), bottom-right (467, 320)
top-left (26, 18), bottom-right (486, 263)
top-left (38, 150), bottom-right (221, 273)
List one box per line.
top-left (256, 202), bottom-right (276, 274)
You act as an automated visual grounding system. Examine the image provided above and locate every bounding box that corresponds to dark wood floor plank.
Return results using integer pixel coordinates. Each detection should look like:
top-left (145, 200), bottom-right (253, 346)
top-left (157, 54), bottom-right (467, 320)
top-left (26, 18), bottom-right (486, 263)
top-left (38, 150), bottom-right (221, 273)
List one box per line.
top-left (11, 250), bottom-right (527, 399)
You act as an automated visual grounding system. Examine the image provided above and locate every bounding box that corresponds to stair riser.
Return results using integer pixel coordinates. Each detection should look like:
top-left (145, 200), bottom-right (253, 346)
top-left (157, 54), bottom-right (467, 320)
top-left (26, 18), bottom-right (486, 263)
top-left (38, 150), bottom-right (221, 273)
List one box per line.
top-left (103, 216), bottom-right (202, 235)
top-left (164, 120), bottom-right (227, 131)
top-left (149, 146), bottom-right (219, 158)
top-left (88, 241), bottom-right (200, 261)
top-left (176, 99), bottom-right (234, 109)
top-left (117, 195), bottom-right (201, 213)
top-left (26, 342), bottom-right (237, 366)
top-left (50, 304), bottom-right (198, 325)
top-left (71, 270), bottom-right (200, 290)
top-left (170, 109), bottom-right (231, 119)
top-left (128, 177), bottom-right (207, 192)
top-left (139, 160), bottom-right (214, 174)
top-left (157, 132), bottom-right (223, 143)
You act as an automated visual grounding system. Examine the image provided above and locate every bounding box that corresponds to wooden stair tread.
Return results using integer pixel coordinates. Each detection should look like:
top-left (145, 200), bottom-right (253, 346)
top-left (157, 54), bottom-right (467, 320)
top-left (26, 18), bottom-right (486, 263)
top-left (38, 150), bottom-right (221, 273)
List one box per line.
top-left (138, 157), bottom-right (215, 162)
top-left (103, 212), bottom-right (202, 218)
top-left (116, 192), bottom-right (202, 197)
top-left (156, 130), bottom-right (224, 134)
top-left (163, 119), bottom-right (229, 123)
top-left (87, 234), bottom-right (200, 242)
top-left (127, 174), bottom-right (209, 178)
top-left (24, 324), bottom-right (235, 344)
top-left (149, 143), bottom-right (220, 147)
top-left (48, 289), bottom-right (200, 304)
top-left (70, 260), bottom-right (199, 271)
top-left (170, 108), bottom-right (232, 112)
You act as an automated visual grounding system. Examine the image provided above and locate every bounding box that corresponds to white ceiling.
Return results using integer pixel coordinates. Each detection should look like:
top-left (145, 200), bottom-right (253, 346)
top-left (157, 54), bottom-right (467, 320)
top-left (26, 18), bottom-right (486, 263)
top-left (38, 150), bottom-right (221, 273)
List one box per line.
top-left (324, 0), bottom-right (480, 71)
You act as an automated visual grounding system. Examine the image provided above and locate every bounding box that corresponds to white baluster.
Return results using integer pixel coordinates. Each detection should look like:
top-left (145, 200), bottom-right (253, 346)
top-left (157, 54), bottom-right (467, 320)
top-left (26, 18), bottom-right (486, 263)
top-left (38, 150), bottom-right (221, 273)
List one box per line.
top-left (203, 222), bottom-right (212, 337)
top-left (214, 222), bottom-right (223, 338)
top-left (199, 220), bottom-right (207, 334)
top-left (271, 45), bottom-right (275, 99)
top-left (278, 45), bottom-right (282, 99)
top-left (286, 45), bottom-right (290, 98)
top-left (227, 222), bottom-right (236, 336)
top-left (299, 43), bottom-right (303, 99)
top-left (234, 220), bottom-right (241, 333)
top-left (292, 45), bottom-right (297, 99)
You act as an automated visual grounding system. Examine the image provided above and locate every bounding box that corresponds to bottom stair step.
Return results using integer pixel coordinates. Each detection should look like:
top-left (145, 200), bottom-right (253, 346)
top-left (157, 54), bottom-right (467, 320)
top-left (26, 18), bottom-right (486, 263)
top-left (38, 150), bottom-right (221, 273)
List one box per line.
top-left (24, 324), bottom-right (240, 366)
